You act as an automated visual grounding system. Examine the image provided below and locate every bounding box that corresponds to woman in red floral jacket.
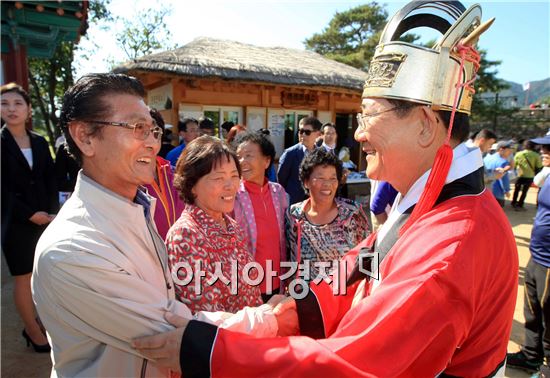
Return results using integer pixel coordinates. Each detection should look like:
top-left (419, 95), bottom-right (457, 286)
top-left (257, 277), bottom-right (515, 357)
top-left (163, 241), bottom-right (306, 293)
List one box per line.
top-left (166, 136), bottom-right (262, 313)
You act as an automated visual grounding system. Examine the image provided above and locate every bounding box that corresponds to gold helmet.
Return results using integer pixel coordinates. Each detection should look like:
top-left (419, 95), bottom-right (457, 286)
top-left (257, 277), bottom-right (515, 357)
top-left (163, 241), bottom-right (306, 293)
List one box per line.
top-left (362, 1), bottom-right (494, 115)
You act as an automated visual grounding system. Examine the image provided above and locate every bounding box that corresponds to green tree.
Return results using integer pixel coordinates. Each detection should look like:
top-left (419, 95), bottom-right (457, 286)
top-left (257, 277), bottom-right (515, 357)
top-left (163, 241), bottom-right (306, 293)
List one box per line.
top-left (304, 3), bottom-right (389, 70)
top-left (304, 3), bottom-right (418, 70)
top-left (27, 0), bottom-right (112, 150)
top-left (116, 5), bottom-right (176, 61)
top-left (470, 49), bottom-right (514, 134)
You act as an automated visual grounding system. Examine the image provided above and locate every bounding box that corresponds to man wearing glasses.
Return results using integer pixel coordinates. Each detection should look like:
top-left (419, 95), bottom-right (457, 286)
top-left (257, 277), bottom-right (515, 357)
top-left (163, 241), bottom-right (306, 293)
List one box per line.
top-left (277, 116), bottom-right (322, 204)
top-left (31, 74), bottom-right (280, 377)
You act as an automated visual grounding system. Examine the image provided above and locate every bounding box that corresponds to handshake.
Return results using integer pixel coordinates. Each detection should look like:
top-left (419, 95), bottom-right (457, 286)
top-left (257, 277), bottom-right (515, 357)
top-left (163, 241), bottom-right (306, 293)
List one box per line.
top-left (266, 294), bottom-right (299, 336)
top-left (132, 294), bottom-right (300, 372)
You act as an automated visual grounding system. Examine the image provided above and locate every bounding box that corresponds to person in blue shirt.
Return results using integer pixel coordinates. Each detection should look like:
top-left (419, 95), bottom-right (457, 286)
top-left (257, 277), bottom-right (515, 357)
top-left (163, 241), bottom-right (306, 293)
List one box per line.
top-left (483, 140), bottom-right (513, 207)
top-left (166, 118), bottom-right (199, 167)
top-left (507, 133), bottom-right (550, 375)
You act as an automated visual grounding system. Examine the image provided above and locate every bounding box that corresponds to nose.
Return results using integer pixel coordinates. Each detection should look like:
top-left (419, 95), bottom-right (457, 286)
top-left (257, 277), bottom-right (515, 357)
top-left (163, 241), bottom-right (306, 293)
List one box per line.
top-left (354, 126), bottom-right (367, 142)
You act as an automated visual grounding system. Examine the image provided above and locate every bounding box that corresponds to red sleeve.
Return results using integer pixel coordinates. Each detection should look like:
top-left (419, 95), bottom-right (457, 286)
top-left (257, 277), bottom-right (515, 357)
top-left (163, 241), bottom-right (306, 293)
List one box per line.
top-left (296, 234), bottom-right (374, 338)
top-left (210, 233), bottom-right (474, 377)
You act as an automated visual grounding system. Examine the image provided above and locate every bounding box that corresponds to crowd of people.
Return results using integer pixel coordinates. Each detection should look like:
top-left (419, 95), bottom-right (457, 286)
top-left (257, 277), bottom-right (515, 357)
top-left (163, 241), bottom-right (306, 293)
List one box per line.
top-left (1, 0), bottom-right (549, 377)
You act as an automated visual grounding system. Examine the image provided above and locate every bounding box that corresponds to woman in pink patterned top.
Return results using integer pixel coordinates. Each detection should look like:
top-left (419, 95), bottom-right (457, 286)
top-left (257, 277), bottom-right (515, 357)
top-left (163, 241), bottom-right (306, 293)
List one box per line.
top-left (166, 136), bottom-right (262, 313)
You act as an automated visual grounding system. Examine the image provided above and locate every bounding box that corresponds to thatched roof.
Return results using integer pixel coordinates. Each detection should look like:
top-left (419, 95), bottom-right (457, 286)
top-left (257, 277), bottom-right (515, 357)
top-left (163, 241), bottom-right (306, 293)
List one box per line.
top-left (114, 37), bottom-right (368, 91)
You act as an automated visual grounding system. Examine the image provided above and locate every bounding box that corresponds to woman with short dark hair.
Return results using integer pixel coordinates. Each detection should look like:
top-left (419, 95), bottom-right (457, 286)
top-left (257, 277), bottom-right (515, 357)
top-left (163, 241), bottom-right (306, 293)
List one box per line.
top-left (233, 132), bottom-right (288, 302)
top-left (286, 148), bottom-right (370, 282)
top-left (167, 136), bottom-right (262, 312)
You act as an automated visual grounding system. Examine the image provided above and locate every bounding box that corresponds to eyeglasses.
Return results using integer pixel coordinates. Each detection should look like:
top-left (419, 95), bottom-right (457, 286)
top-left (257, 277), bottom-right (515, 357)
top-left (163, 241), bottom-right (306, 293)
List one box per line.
top-left (90, 120), bottom-right (163, 141)
top-left (298, 129), bottom-right (314, 136)
top-left (311, 177), bottom-right (339, 185)
top-left (356, 107), bottom-right (405, 131)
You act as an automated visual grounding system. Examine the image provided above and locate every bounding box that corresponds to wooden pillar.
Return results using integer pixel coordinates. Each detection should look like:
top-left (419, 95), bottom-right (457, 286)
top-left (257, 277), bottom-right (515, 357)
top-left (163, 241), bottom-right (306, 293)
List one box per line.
top-left (2, 42), bottom-right (32, 129)
top-left (2, 42), bottom-right (29, 91)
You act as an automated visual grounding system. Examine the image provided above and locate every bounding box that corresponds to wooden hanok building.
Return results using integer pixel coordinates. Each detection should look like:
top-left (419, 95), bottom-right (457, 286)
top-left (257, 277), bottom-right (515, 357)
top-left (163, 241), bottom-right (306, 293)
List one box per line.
top-left (115, 37), bottom-right (368, 163)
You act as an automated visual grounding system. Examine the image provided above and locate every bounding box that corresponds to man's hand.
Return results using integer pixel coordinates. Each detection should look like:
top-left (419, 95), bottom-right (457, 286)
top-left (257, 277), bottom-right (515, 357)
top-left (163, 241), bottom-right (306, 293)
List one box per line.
top-left (132, 312), bottom-right (189, 373)
top-left (273, 297), bottom-right (299, 336)
top-left (494, 168), bottom-right (505, 180)
top-left (29, 211), bottom-right (53, 225)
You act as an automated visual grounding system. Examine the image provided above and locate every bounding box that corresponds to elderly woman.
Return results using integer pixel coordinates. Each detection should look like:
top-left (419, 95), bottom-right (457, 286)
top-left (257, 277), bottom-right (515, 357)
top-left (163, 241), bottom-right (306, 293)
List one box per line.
top-left (167, 136), bottom-right (262, 313)
top-left (233, 131), bottom-right (288, 301)
top-left (286, 148), bottom-right (370, 282)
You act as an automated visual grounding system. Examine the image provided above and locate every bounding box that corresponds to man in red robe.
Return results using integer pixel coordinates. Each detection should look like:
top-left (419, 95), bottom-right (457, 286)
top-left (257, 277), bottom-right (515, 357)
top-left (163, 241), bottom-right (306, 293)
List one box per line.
top-left (133, 2), bottom-right (518, 376)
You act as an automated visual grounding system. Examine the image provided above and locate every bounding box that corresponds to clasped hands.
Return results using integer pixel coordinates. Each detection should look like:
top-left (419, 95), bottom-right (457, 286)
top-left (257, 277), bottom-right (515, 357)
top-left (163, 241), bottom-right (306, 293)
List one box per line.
top-left (132, 294), bottom-right (298, 373)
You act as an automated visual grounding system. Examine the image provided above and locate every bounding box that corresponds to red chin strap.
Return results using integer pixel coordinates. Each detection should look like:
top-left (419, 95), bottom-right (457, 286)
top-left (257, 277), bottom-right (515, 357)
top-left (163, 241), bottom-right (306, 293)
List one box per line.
top-left (399, 44), bottom-right (481, 236)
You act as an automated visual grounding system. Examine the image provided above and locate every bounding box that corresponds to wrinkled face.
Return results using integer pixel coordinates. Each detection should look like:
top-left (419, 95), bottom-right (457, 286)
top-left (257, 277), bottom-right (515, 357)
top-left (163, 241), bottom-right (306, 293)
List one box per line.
top-left (236, 141), bottom-right (270, 186)
top-left (298, 123), bottom-right (321, 150)
top-left (1, 92), bottom-right (30, 126)
top-left (304, 165), bottom-right (338, 204)
top-left (87, 94), bottom-right (160, 199)
top-left (182, 122), bottom-right (200, 144)
top-left (323, 125), bottom-right (337, 147)
top-left (192, 157), bottom-right (240, 221)
top-left (354, 98), bottom-right (419, 185)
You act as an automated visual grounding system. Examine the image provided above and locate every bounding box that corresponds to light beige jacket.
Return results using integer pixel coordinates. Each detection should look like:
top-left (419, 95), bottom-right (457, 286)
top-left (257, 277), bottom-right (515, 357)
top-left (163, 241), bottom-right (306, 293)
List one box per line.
top-left (32, 173), bottom-right (277, 378)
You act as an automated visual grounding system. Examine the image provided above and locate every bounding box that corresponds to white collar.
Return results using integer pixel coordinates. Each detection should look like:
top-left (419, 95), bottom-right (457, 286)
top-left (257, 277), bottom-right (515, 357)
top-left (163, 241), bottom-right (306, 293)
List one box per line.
top-left (322, 142), bottom-right (336, 151)
top-left (378, 142), bottom-right (483, 242)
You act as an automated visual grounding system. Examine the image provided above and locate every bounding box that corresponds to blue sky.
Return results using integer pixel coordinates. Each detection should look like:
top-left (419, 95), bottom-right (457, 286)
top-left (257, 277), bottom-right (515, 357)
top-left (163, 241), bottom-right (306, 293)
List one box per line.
top-left (76, 1), bottom-right (549, 85)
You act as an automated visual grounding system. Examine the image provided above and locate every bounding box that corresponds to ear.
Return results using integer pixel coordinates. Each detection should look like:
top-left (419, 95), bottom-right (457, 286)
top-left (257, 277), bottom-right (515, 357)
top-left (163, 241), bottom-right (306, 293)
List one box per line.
top-left (69, 121), bottom-right (96, 158)
top-left (417, 107), bottom-right (440, 148)
top-left (263, 156), bottom-right (271, 170)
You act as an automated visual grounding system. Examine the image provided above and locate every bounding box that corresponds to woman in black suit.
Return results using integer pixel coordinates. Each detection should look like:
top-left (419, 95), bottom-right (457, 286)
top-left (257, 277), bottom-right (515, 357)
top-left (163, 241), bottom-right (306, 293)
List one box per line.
top-left (1, 83), bottom-right (58, 352)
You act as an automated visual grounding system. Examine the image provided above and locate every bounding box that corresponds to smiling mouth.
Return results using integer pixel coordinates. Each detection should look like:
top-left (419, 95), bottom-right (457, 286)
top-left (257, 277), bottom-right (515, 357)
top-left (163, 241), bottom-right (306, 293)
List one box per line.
top-left (362, 142), bottom-right (377, 156)
top-left (137, 157), bottom-right (152, 164)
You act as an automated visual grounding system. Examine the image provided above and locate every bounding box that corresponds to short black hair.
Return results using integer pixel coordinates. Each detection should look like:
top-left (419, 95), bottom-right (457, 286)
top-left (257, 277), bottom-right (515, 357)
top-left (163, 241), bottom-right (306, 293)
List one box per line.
top-left (234, 131), bottom-right (276, 170)
top-left (198, 117), bottom-right (215, 130)
top-left (299, 148), bottom-right (343, 194)
top-left (386, 99), bottom-right (470, 143)
top-left (474, 128), bottom-right (497, 142)
top-left (300, 116), bottom-right (322, 131)
top-left (173, 135), bottom-right (241, 204)
top-left (59, 73), bottom-right (145, 165)
top-left (149, 108), bottom-right (165, 131)
top-left (221, 121), bottom-right (235, 133)
top-left (178, 118), bottom-right (198, 133)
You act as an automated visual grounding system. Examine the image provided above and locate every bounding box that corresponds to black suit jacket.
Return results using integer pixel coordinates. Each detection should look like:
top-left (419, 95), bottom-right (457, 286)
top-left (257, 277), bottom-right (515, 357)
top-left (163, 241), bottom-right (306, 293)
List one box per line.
top-left (277, 143), bottom-right (307, 205)
top-left (1, 126), bottom-right (58, 243)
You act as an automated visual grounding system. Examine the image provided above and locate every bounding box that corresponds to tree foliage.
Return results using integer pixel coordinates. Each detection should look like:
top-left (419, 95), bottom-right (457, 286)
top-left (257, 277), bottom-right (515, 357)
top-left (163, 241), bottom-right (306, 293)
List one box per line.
top-left (304, 3), bottom-right (417, 70)
top-left (27, 0), bottom-right (112, 150)
top-left (470, 50), bottom-right (514, 135)
top-left (304, 3), bottom-right (388, 70)
top-left (116, 5), bottom-right (176, 60)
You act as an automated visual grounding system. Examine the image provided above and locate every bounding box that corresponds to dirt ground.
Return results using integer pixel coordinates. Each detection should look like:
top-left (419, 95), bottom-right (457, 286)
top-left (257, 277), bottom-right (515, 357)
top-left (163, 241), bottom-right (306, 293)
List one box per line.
top-left (0, 185), bottom-right (541, 377)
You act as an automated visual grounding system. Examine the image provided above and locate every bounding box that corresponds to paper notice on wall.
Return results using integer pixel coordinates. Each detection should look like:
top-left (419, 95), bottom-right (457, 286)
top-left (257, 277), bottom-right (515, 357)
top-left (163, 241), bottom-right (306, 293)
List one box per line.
top-left (269, 114), bottom-right (285, 137)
